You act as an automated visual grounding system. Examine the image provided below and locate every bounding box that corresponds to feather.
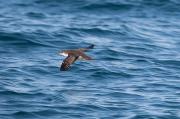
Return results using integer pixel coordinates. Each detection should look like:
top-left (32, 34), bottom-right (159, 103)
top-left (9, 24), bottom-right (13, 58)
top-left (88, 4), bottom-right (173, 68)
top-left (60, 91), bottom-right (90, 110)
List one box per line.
top-left (60, 55), bottom-right (78, 71)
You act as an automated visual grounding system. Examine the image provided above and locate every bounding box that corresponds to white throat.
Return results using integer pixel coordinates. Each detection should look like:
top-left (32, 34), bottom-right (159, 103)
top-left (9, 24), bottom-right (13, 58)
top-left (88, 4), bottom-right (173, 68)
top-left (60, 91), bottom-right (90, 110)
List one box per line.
top-left (60, 52), bottom-right (68, 57)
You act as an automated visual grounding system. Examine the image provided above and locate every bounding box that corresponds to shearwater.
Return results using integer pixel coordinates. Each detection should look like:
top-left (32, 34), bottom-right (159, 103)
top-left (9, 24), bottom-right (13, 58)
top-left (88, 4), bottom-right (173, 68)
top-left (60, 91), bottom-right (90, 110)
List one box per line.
top-left (59, 44), bottom-right (94, 71)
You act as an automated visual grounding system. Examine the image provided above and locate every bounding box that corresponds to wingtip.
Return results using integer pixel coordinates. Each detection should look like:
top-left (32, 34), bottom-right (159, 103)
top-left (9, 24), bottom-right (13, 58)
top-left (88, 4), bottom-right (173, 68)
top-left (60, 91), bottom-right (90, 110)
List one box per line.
top-left (60, 66), bottom-right (69, 71)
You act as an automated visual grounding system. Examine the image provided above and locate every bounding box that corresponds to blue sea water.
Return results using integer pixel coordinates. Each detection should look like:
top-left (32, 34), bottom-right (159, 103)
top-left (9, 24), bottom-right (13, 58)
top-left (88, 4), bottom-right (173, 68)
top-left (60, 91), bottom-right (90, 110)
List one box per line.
top-left (0, 0), bottom-right (180, 119)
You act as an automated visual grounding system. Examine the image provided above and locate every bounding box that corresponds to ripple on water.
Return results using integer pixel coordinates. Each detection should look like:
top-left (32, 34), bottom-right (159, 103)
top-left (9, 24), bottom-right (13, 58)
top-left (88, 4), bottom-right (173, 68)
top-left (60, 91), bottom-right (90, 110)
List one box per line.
top-left (26, 12), bottom-right (46, 19)
top-left (0, 32), bottom-right (51, 47)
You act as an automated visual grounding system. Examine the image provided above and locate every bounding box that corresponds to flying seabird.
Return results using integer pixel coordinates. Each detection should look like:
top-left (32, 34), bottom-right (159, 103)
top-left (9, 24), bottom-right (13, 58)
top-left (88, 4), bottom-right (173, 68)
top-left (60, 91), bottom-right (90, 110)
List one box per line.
top-left (59, 44), bottom-right (94, 71)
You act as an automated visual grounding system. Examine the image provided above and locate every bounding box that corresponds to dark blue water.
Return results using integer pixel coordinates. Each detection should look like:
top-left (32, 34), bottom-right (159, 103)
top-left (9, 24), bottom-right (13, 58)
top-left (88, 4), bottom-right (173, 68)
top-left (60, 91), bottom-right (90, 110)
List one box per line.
top-left (0, 0), bottom-right (180, 119)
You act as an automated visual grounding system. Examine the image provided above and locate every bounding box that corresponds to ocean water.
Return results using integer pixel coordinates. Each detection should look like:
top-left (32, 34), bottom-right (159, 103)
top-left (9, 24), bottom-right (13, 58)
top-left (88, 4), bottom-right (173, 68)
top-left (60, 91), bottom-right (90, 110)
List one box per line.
top-left (0, 0), bottom-right (180, 119)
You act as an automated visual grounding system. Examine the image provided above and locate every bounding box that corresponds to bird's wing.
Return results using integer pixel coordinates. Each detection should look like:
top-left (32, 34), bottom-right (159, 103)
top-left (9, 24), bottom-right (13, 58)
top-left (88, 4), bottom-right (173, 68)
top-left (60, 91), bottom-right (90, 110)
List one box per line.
top-left (79, 52), bottom-right (92, 60)
top-left (60, 55), bottom-right (78, 71)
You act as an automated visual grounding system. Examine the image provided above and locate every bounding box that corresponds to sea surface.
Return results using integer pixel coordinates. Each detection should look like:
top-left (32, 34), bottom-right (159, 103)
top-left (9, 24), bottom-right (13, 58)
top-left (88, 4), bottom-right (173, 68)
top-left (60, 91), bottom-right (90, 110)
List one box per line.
top-left (0, 0), bottom-right (180, 119)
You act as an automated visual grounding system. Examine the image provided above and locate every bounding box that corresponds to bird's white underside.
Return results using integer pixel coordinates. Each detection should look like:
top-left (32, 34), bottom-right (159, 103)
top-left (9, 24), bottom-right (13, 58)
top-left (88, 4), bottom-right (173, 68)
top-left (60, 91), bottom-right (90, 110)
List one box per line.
top-left (78, 56), bottom-right (83, 60)
top-left (60, 52), bottom-right (68, 57)
top-left (60, 52), bottom-right (84, 60)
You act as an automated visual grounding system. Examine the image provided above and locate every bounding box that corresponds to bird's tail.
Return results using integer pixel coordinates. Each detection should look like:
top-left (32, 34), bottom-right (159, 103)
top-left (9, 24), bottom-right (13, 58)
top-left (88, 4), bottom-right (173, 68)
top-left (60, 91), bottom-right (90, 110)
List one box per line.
top-left (87, 44), bottom-right (95, 49)
top-left (79, 44), bottom-right (95, 52)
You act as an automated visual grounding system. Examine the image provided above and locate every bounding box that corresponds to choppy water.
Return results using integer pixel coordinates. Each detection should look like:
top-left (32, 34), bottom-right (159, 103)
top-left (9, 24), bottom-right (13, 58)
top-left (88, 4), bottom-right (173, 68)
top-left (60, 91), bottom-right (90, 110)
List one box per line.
top-left (0, 0), bottom-right (180, 119)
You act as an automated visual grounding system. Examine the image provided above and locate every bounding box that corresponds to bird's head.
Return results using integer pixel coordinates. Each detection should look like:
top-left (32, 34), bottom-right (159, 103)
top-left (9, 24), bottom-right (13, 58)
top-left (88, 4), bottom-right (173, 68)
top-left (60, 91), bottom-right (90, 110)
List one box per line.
top-left (59, 50), bottom-right (68, 57)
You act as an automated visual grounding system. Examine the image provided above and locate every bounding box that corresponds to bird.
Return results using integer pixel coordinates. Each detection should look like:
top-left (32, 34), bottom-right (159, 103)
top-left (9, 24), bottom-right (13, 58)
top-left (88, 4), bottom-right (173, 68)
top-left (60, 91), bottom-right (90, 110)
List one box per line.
top-left (59, 44), bottom-right (94, 71)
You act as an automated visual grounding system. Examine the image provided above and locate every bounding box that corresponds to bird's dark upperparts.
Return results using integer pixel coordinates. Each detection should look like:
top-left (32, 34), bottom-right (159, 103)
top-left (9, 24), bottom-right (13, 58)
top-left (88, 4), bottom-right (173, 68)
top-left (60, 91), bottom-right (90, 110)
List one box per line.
top-left (59, 44), bottom-right (95, 71)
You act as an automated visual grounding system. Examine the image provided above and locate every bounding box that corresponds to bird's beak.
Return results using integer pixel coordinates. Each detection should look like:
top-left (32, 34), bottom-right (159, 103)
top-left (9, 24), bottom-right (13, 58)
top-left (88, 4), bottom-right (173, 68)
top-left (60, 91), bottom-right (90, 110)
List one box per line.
top-left (58, 51), bottom-right (62, 55)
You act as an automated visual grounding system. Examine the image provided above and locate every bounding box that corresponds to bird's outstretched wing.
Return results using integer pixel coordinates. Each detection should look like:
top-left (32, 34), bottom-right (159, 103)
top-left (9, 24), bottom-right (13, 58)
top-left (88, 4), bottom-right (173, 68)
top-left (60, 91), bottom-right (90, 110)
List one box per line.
top-left (60, 55), bottom-right (78, 71)
top-left (79, 52), bottom-right (92, 60)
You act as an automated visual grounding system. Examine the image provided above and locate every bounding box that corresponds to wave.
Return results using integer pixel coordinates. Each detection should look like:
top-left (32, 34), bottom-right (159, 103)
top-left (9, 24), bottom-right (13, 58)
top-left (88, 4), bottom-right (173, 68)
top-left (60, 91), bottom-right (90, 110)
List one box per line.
top-left (12, 109), bottom-right (59, 118)
top-left (0, 90), bottom-right (46, 99)
top-left (89, 68), bottom-right (134, 78)
top-left (141, 0), bottom-right (180, 6)
top-left (81, 2), bottom-right (134, 11)
top-left (66, 27), bottom-right (121, 36)
top-left (0, 32), bottom-right (51, 47)
top-left (26, 12), bottom-right (46, 19)
top-left (153, 59), bottom-right (180, 69)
